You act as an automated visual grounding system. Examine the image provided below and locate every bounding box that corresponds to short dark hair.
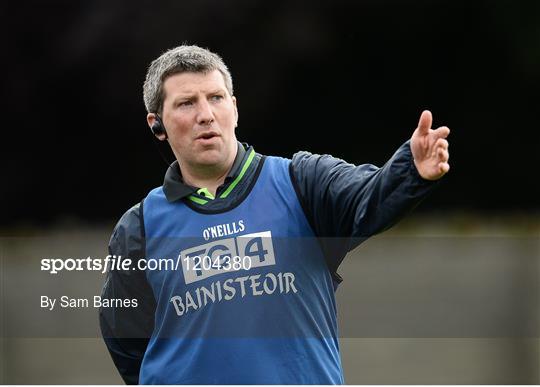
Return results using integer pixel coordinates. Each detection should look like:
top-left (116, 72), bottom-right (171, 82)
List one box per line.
top-left (143, 45), bottom-right (234, 114)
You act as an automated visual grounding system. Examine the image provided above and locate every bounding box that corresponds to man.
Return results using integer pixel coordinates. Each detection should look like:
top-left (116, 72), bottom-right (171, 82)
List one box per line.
top-left (100, 45), bottom-right (450, 384)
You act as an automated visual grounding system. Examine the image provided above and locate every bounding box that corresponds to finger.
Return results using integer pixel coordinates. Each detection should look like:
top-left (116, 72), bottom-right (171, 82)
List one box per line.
top-left (433, 125), bottom-right (450, 138)
top-left (439, 162), bottom-right (450, 174)
top-left (417, 110), bottom-right (432, 134)
top-left (436, 138), bottom-right (449, 149)
top-left (437, 148), bottom-right (449, 161)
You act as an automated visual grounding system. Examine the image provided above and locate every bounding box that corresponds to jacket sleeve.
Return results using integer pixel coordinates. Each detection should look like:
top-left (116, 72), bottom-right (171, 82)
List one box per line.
top-left (289, 140), bottom-right (438, 277)
top-left (99, 201), bottom-right (156, 385)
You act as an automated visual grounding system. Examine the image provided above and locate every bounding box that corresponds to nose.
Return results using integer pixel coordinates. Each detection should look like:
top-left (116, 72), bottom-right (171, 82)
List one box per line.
top-left (196, 99), bottom-right (215, 126)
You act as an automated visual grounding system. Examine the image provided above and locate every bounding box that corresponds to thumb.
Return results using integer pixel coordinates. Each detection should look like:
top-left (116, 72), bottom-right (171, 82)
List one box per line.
top-left (417, 110), bottom-right (432, 134)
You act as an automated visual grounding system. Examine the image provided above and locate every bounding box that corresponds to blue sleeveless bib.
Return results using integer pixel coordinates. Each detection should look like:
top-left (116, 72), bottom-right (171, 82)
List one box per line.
top-left (140, 156), bottom-right (343, 384)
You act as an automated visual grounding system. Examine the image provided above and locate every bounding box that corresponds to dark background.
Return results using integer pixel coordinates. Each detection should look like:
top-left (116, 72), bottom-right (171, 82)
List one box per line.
top-left (3, 0), bottom-right (539, 227)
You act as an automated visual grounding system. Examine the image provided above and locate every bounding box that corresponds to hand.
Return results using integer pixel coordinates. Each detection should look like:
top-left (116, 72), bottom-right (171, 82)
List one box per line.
top-left (410, 110), bottom-right (450, 180)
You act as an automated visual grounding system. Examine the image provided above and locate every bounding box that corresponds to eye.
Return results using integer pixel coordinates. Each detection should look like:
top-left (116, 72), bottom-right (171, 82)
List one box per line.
top-left (178, 100), bottom-right (192, 107)
top-left (210, 94), bottom-right (224, 102)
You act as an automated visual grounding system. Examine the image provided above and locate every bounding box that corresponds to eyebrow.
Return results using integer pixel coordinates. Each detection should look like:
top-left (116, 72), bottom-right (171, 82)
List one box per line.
top-left (184, 88), bottom-right (226, 95)
top-left (205, 89), bottom-right (226, 95)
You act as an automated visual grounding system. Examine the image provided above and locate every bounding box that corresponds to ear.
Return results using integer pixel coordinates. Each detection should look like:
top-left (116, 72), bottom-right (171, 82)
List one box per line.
top-left (147, 113), bottom-right (167, 141)
top-left (232, 96), bottom-right (239, 127)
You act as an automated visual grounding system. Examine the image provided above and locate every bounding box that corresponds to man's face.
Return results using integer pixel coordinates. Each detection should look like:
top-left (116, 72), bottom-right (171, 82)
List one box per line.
top-left (158, 70), bottom-right (238, 171)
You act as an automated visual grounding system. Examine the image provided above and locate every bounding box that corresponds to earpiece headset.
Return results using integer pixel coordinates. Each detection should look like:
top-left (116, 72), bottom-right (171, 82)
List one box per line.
top-left (150, 114), bottom-right (168, 139)
top-left (149, 114), bottom-right (173, 167)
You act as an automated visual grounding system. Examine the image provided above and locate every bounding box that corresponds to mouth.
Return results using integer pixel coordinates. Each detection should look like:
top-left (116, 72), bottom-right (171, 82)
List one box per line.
top-left (196, 131), bottom-right (220, 141)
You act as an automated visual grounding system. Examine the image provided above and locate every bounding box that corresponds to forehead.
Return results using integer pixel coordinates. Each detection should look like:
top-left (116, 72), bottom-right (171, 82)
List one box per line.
top-left (163, 70), bottom-right (227, 98)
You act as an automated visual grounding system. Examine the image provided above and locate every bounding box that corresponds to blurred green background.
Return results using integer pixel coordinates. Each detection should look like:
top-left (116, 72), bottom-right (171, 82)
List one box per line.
top-left (1, 214), bottom-right (538, 384)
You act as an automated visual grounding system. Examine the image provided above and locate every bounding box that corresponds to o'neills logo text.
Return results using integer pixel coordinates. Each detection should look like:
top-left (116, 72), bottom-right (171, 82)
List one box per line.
top-left (202, 220), bottom-right (245, 241)
top-left (170, 271), bottom-right (297, 317)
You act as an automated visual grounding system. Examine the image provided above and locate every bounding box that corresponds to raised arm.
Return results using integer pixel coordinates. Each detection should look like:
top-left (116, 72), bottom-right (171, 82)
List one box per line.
top-left (290, 111), bottom-right (450, 276)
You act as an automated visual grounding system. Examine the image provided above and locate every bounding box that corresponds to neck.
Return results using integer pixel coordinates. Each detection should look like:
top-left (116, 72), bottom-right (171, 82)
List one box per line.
top-left (181, 165), bottom-right (229, 197)
top-left (179, 148), bottom-right (238, 197)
